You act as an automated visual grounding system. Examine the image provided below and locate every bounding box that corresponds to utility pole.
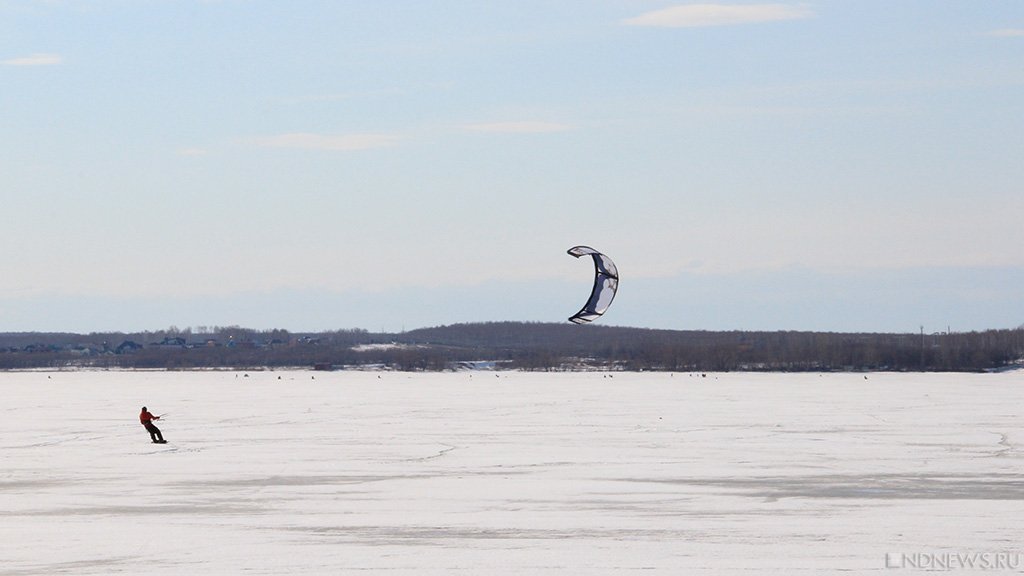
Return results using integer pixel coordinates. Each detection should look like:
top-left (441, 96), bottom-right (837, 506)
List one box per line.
top-left (920, 325), bottom-right (925, 370)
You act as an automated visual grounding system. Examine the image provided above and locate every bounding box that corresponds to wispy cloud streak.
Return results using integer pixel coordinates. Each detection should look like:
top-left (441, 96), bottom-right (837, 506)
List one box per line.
top-left (624, 4), bottom-right (811, 28)
top-left (2, 53), bottom-right (62, 66)
top-left (988, 28), bottom-right (1024, 38)
top-left (464, 121), bottom-right (571, 134)
top-left (251, 133), bottom-right (403, 151)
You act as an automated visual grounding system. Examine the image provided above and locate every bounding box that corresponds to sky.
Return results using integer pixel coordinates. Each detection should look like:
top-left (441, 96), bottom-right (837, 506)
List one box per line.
top-left (1, 1), bottom-right (1022, 334)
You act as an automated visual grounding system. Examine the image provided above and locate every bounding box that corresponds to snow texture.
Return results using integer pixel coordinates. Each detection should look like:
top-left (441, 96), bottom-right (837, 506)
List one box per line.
top-left (2, 370), bottom-right (1023, 574)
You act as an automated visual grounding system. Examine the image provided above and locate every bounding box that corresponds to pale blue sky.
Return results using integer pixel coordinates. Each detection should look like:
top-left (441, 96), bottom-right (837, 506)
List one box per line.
top-left (2, 1), bottom-right (1022, 333)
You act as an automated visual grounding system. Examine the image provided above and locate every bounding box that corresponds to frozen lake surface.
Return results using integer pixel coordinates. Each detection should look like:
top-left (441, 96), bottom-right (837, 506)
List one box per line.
top-left (2, 370), bottom-right (1023, 574)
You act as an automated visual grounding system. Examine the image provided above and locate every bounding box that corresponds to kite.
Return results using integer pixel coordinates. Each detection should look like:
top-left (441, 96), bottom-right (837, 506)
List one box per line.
top-left (567, 246), bottom-right (619, 324)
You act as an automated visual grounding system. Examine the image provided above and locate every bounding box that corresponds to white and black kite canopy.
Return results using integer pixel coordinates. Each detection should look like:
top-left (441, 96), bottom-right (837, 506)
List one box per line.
top-left (567, 245), bottom-right (619, 324)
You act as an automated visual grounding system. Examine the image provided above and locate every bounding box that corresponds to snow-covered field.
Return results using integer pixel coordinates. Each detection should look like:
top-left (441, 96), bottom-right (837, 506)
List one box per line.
top-left (2, 370), bottom-right (1023, 575)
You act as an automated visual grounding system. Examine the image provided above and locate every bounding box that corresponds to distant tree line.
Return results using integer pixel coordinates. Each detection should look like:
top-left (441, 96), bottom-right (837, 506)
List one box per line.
top-left (1, 322), bottom-right (1022, 372)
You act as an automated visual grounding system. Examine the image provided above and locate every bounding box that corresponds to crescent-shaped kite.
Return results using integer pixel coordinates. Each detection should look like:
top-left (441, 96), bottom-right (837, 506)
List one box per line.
top-left (567, 246), bottom-right (619, 324)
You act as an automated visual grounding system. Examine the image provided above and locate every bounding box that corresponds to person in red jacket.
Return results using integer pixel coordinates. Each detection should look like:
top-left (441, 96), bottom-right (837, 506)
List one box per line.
top-left (140, 406), bottom-right (166, 443)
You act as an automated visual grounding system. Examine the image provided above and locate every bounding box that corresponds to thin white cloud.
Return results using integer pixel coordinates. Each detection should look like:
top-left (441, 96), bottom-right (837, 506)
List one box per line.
top-left (464, 121), bottom-right (571, 134)
top-left (251, 132), bottom-right (403, 151)
top-left (277, 88), bottom-right (407, 105)
top-left (988, 28), bottom-right (1024, 37)
top-left (176, 148), bottom-right (209, 157)
top-left (2, 53), bottom-right (62, 66)
top-left (624, 4), bottom-right (812, 28)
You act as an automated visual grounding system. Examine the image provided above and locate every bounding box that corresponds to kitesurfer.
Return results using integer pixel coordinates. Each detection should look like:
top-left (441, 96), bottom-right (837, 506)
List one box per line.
top-left (140, 406), bottom-right (165, 443)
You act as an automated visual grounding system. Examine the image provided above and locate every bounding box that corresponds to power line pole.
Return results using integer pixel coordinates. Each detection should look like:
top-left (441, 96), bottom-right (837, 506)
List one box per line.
top-left (920, 325), bottom-right (925, 370)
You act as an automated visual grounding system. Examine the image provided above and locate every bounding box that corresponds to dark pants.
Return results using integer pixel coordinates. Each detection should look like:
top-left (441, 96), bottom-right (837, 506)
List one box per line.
top-left (144, 422), bottom-right (164, 442)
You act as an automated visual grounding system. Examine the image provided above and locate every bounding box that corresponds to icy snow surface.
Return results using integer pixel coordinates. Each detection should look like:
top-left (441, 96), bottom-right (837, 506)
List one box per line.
top-left (1, 370), bottom-right (1023, 574)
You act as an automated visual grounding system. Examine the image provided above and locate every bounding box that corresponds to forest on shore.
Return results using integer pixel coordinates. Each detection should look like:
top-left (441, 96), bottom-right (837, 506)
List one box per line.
top-left (2, 322), bottom-right (1023, 373)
